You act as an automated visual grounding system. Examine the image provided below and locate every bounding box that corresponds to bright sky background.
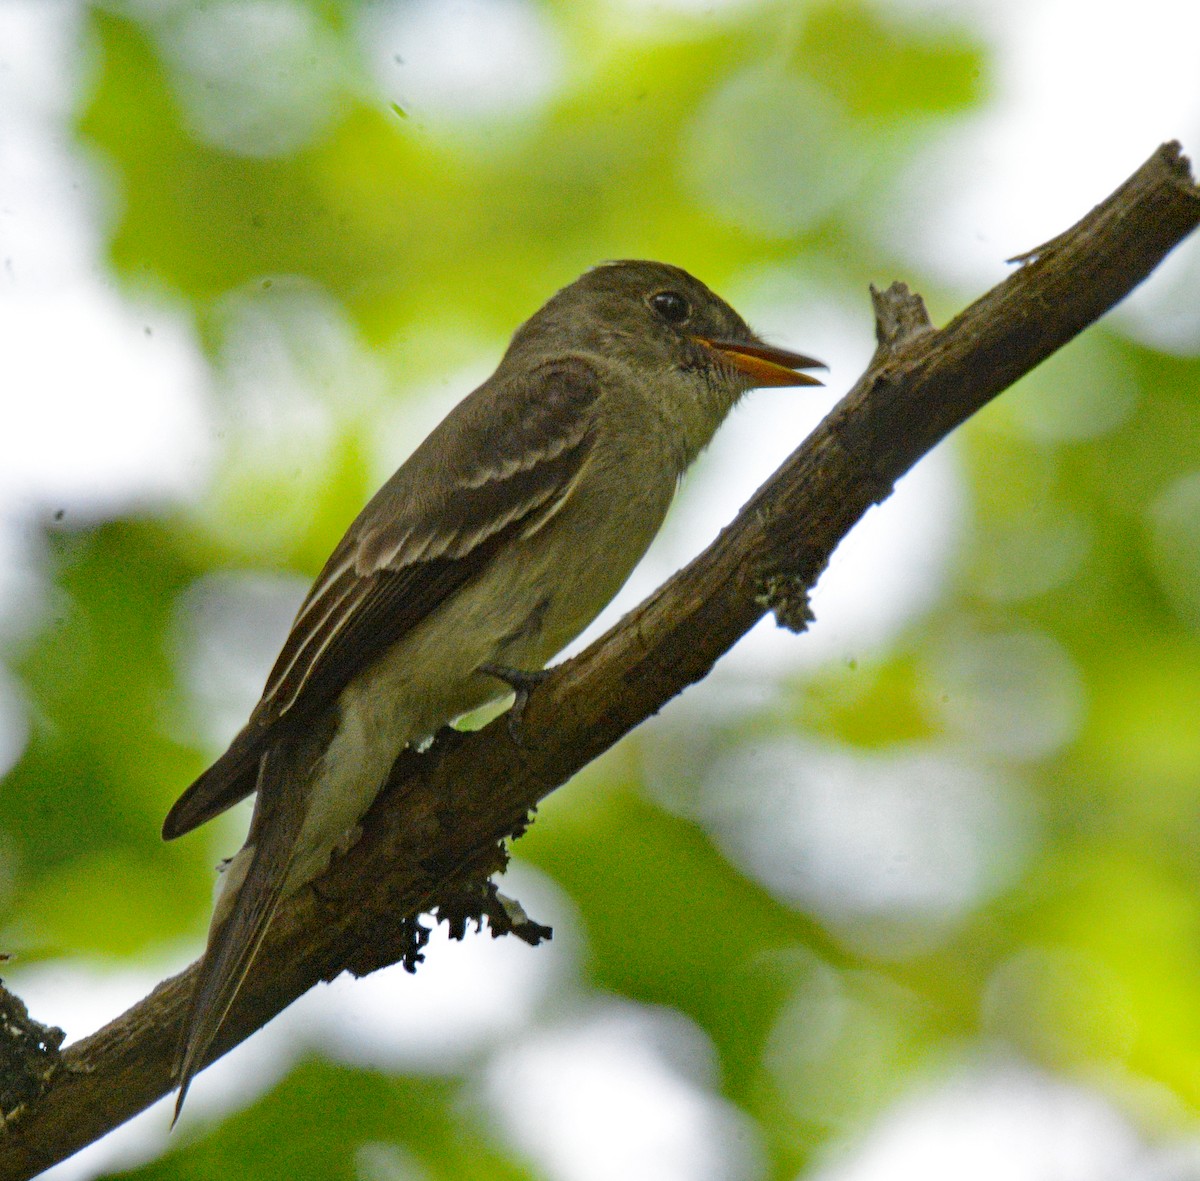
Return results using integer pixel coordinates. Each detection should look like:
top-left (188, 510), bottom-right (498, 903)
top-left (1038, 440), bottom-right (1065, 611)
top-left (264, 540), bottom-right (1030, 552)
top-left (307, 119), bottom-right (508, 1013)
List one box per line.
top-left (2, 0), bottom-right (1199, 1178)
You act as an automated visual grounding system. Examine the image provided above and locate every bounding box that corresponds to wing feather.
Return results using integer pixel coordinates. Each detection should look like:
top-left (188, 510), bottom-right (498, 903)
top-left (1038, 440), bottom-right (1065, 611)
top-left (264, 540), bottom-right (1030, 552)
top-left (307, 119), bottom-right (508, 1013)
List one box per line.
top-left (163, 358), bottom-right (600, 840)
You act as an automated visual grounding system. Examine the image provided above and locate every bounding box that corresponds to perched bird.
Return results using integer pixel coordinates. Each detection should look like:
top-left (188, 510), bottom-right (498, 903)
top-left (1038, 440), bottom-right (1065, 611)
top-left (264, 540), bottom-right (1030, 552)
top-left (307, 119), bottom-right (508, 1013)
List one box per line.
top-left (163, 260), bottom-right (823, 1117)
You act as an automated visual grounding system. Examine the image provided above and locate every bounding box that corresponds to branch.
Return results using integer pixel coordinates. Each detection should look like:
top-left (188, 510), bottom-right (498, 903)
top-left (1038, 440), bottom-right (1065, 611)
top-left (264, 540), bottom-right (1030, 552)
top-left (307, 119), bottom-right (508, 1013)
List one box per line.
top-left (4, 141), bottom-right (1198, 1179)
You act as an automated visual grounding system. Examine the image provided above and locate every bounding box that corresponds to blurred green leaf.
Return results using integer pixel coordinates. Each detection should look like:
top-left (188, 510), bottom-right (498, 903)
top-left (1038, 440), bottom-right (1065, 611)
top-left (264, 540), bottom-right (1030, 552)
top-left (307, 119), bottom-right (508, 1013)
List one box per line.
top-left (798, 1), bottom-right (986, 119)
top-left (2, 521), bottom-right (208, 953)
top-left (109, 1060), bottom-right (535, 1181)
top-left (519, 766), bottom-right (842, 1102)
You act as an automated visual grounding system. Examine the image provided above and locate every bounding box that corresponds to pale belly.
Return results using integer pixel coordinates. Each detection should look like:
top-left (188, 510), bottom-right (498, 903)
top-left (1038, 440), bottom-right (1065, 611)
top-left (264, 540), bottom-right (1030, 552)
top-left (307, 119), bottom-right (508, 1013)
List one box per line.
top-left (283, 473), bottom-right (673, 889)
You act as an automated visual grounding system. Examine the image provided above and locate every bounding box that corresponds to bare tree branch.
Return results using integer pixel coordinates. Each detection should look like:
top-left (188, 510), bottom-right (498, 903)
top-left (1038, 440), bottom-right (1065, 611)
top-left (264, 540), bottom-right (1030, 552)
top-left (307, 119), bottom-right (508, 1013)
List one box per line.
top-left (3, 141), bottom-right (1198, 1179)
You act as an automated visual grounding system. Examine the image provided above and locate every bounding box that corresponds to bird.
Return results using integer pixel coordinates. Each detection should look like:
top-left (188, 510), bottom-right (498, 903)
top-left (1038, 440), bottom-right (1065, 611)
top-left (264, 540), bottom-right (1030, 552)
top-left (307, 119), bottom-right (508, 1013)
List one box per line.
top-left (162, 259), bottom-right (824, 1118)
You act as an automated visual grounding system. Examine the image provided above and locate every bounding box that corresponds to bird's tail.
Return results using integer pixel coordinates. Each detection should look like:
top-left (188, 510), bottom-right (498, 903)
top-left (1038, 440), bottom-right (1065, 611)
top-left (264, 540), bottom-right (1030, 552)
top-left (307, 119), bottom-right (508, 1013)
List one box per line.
top-left (172, 746), bottom-right (306, 1123)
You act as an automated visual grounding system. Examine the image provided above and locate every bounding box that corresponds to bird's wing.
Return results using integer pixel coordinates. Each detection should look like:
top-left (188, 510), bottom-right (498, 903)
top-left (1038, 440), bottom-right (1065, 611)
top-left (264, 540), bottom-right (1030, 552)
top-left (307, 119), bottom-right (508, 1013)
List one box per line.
top-left (162, 358), bottom-right (600, 839)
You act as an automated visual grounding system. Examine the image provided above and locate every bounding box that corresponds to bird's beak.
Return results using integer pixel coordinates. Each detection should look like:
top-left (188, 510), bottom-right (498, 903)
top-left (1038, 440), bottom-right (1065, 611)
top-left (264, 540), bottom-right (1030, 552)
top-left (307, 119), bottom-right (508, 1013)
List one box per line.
top-left (695, 337), bottom-right (826, 388)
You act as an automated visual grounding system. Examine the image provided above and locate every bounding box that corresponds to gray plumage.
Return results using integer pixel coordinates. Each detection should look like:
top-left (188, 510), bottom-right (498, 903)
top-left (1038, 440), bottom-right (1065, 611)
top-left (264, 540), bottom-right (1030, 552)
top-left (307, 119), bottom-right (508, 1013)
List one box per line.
top-left (164, 260), bottom-right (822, 1118)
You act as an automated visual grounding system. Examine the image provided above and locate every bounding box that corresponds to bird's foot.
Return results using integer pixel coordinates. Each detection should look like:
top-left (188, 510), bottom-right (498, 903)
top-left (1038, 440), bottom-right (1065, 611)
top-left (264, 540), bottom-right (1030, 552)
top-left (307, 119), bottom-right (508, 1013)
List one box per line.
top-left (478, 662), bottom-right (550, 745)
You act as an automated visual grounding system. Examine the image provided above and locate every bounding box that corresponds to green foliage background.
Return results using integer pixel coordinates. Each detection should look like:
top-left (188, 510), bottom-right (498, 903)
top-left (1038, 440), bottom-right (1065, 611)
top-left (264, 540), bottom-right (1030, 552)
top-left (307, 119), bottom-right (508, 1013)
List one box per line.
top-left (3, 1), bottom-right (1200, 1177)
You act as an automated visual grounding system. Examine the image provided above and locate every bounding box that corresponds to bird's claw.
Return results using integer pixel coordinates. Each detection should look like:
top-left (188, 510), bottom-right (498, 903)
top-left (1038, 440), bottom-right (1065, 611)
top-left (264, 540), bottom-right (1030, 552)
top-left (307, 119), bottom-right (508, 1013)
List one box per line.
top-left (478, 662), bottom-right (549, 745)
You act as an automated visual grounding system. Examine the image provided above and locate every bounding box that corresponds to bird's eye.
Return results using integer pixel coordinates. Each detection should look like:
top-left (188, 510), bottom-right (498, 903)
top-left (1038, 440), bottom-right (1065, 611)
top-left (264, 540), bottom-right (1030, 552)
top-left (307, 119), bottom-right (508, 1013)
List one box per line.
top-left (649, 290), bottom-right (691, 325)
